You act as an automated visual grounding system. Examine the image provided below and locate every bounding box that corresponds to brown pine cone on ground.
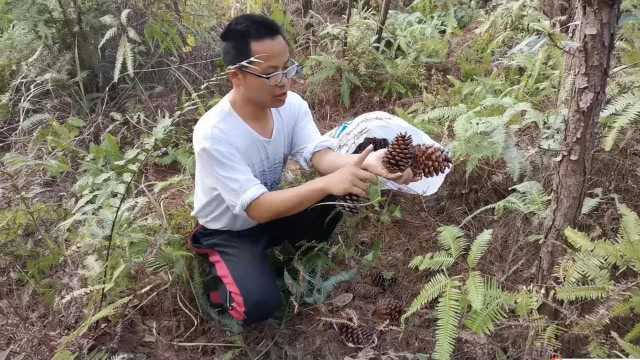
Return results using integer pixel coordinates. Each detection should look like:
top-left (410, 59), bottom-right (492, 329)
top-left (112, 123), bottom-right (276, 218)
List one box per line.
top-left (353, 283), bottom-right (383, 299)
top-left (336, 194), bottom-right (365, 215)
top-left (374, 298), bottom-right (404, 323)
top-left (336, 323), bottom-right (377, 347)
top-left (372, 271), bottom-right (397, 290)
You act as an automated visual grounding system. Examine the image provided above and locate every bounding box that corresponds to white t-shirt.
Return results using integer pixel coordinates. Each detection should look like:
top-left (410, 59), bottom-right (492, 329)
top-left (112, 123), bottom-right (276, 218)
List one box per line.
top-left (192, 91), bottom-right (336, 231)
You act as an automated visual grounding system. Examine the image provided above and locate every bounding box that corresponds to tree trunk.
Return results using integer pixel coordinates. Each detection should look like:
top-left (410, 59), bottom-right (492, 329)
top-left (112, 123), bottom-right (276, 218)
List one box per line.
top-left (537, 0), bottom-right (621, 284)
top-left (540, 0), bottom-right (575, 32)
top-left (301, 0), bottom-right (312, 17)
top-left (373, 0), bottom-right (391, 49)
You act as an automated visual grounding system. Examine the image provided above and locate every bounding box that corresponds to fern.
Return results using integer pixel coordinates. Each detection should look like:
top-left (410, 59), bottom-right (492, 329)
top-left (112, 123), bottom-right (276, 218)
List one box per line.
top-left (409, 251), bottom-right (456, 271)
top-left (433, 279), bottom-right (462, 360)
top-left (402, 272), bottom-right (449, 325)
top-left (98, 9), bottom-right (141, 82)
top-left (467, 229), bottom-right (493, 269)
top-left (437, 225), bottom-right (467, 260)
top-left (600, 91), bottom-right (640, 150)
top-left (555, 285), bottom-right (610, 301)
top-left (465, 270), bottom-right (484, 310)
top-left (55, 296), bottom-right (132, 355)
top-left (564, 227), bottom-right (596, 252)
top-left (535, 323), bottom-right (562, 353)
top-left (612, 331), bottom-right (640, 357)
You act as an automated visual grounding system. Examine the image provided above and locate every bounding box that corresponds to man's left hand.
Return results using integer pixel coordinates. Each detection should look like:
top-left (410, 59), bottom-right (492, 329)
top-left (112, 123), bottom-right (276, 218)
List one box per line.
top-left (362, 148), bottom-right (415, 185)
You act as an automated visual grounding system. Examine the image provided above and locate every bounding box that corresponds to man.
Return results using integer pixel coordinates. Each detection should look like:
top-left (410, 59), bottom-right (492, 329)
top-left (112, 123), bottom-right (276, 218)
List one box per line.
top-left (190, 14), bottom-right (412, 325)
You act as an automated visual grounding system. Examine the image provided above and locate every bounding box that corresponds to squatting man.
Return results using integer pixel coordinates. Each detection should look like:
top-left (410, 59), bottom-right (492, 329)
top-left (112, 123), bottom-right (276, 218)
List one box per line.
top-left (189, 14), bottom-right (416, 324)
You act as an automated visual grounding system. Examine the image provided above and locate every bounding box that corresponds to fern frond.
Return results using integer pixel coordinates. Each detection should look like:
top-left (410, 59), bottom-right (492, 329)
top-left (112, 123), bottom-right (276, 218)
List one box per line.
top-left (113, 35), bottom-right (127, 82)
top-left (565, 227), bottom-right (595, 252)
top-left (618, 203), bottom-right (640, 245)
top-left (434, 279), bottom-right (462, 360)
top-left (98, 27), bottom-right (118, 51)
top-left (467, 229), bottom-right (493, 269)
top-left (602, 94), bottom-right (640, 151)
top-left (624, 321), bottom-right (640, 343)
top-left (612, 331), bottom-right (640, 357)
top-left (465, 271), bottom-right (484, 311)
top-left (127, 27), bottom-right (142, 43)
top-left (611, 290), bottom-right (640, 317)
top-left (464, 300), bottom-right (507, 336)
top-left (56, 296), bottom-right (132, 353)
top-left (100, 14), bottom-right (118, 26)
top-left (514, 290), bottom-right (541, 318)
top-left (417, 104), bottom-right (467, 123)
top-left (437, 225), bottom-right (467, 260)
top-left (402, 273), bottom-right (449, 326)
top-left (123, 38), bottom-right (134, 77)
top-left (120, 9), bottom-right (132, 27)
top-left (411, 251), bottom-right (456, 271)
top-left (535, 324), bottom-right (562, 352)
top-left (555, 285), bottom-right (610, 302)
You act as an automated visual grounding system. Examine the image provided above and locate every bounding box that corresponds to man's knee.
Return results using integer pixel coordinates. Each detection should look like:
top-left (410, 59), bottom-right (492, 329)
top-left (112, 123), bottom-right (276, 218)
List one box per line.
top-left (242, 284), bottom-right (282, 324)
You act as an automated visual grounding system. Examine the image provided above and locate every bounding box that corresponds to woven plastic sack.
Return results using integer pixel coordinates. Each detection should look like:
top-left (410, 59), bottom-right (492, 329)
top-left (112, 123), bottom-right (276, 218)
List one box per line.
top-left (325, 111), bottom-right (452, 196)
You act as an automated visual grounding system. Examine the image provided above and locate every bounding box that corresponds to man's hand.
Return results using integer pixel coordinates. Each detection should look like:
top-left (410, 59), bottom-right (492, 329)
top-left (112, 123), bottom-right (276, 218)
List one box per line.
top-left (362, 148), bottom-right (414, 185)
top-left (320, 145), bottom-right (378, 197)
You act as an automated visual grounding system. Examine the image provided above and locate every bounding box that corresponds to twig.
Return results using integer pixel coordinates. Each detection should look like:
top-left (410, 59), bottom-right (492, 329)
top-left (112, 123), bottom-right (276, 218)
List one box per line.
top-left (169, 341), bottom-right (243, 347)
top-left (176, 290), bottom-right (198, 341)
top-left (253, 337), bottom-right (278, 360)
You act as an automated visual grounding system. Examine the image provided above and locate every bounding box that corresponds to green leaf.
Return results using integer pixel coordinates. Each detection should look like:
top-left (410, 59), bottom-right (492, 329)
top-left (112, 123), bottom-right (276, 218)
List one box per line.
top-left (465, 271), bottom-right (484, 310)
top-left (402, 273), bottom-right (449, 326)
top-left (56, 296), bottom-right (131, 353)
top-left (564, 227), bottom-right (595, 252)
top-left (434, 279), bottom-right (462, 360)
top-left (340, 76), bottom-right (352, 108)
top-left (437, 225), bottom-right (467, 260)
top-left (467, 229), bottom-right (493, 269)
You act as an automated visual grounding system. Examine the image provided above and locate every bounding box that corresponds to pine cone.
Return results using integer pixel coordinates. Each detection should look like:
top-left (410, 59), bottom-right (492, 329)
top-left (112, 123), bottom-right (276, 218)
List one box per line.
top-left (372, 271), bottom-right (397, 290)
top-left (336, 323), bottom-right (377, 347)
top-left (375, 298), bottom-right (404, 322)
top-left (412, 144), bottom-right (452, 179)
top-left (337, 194), bottom-right (365, 215)
top-left (353, 283), bottom-right (383, 299)
top-left (383, 132), bottom-right (414, 173)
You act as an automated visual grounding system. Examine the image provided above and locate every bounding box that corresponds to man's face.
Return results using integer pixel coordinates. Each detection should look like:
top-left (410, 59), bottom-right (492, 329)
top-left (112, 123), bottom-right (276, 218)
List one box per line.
top-left (233, 35), bottom-right (291, 108)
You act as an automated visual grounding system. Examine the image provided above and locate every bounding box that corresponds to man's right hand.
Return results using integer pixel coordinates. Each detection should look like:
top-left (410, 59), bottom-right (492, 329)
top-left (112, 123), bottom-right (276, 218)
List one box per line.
top-left (320, 145), bottom-right (377, 197)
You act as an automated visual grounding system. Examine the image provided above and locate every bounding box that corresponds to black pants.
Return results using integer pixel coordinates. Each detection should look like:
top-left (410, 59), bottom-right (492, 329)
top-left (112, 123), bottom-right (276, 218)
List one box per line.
top-left (188, 197), bottom-right (342, 325)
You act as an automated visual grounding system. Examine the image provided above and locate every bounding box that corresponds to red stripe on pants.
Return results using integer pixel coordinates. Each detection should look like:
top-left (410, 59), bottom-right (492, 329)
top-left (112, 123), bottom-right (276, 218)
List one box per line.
top-left (206, 250), bottom-right (247, 321)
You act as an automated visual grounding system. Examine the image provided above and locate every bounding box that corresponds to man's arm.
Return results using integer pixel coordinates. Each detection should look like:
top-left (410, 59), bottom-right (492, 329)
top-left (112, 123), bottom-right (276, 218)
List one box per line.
top-left (246, 146), bottom-right (377, 223)
top-left (311, 148), bottom-right (414, 184)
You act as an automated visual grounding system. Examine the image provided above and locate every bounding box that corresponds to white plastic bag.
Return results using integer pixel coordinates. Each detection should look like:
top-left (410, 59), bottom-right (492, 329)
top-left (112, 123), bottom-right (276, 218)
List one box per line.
top-left (325, 111), bottom-right (452, 196)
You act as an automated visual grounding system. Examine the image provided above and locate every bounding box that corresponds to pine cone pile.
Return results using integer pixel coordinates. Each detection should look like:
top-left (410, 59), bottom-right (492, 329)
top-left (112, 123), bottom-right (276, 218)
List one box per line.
top-left (375, 298), bottom-right (404, 322)
top-left (382, 132), bottom-right (415, 173)
top-left (412, 144), bottom-right (452, 178)
top-left (336, 323), bottom-right (377, 347)
top-left (336, 194), bottom-right (365, 215)
top-left (353, 283), bottom-right (383, 299)
top-left (372, 271), bottom-right (397, 290)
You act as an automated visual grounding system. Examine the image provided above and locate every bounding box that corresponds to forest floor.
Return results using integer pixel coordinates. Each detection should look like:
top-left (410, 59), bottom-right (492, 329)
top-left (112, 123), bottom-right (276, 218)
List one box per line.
top-left (3, 82), bottom-right (639, 359)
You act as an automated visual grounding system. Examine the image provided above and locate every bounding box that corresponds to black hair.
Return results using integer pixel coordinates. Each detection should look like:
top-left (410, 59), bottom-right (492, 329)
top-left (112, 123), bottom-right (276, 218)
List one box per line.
top-left (220, 14), bottom-right (286, 67)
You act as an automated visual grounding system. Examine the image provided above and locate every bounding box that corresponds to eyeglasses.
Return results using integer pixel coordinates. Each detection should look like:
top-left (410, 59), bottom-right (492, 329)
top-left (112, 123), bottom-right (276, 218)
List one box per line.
top-left (227, 57), bottom-right (303, 86)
